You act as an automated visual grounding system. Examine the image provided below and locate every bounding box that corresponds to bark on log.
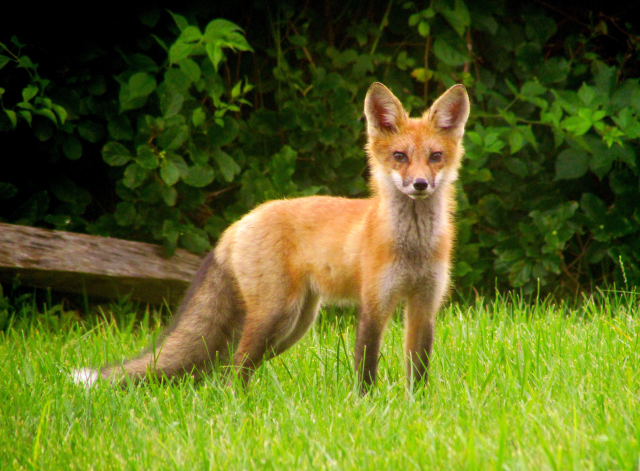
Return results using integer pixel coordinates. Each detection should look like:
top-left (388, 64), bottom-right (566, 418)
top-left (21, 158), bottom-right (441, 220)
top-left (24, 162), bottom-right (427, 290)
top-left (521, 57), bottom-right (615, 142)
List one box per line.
top-left (0, 223), bottom-right (206, 305)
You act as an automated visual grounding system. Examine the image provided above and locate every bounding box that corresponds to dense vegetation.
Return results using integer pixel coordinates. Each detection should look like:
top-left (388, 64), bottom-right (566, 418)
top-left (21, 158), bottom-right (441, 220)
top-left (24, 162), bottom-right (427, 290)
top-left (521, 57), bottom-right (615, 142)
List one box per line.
top-left (1, 1), bottom-right (639, 296)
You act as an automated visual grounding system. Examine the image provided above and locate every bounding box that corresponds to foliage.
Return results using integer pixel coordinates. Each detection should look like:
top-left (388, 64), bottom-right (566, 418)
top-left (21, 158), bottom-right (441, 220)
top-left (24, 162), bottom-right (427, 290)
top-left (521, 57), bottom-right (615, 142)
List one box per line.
top-left (97, 13), bottom-right (262, 254)
top-left (1, 1), bottom-right (639, 295)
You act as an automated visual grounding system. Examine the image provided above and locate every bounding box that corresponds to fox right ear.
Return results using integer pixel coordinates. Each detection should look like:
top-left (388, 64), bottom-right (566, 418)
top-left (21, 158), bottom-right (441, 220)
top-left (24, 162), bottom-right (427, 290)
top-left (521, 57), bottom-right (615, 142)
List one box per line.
top-left (364, 83), bottom-right (406, 136)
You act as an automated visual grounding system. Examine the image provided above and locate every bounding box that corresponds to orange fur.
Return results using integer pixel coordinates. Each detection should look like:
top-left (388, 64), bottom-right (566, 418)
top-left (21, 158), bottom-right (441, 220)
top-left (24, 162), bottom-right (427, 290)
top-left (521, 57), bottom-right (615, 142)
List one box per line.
top-left (76, 83), bottom-right (470, 394)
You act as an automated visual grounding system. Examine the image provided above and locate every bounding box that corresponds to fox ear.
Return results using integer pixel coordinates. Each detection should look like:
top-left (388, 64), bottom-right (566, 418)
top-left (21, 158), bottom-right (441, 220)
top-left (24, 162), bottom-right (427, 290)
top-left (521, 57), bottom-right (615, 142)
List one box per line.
top-left (365, 83), bottom-right (406, 136)
top-left (428, 84), bottom-right (470, 140)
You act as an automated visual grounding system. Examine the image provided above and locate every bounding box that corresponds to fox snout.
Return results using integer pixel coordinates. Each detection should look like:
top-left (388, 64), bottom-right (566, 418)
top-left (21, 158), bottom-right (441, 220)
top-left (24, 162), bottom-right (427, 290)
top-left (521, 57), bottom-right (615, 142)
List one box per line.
top-left (399, 175), bottom-right (435, 199)
top-left (412, 178), bottom-right (429, 192)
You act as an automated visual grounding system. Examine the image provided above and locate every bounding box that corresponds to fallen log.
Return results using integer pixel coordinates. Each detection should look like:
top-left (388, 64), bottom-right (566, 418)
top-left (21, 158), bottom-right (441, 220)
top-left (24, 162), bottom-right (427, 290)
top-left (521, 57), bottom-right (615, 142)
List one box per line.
top-left (0, 223), bottom-right (206, 305)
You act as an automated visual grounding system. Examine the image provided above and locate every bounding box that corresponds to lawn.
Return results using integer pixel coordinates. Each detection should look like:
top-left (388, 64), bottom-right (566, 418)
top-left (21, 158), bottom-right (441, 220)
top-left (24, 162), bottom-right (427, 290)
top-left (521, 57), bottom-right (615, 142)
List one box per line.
top-left (1, 291), bottom-right (638, 470)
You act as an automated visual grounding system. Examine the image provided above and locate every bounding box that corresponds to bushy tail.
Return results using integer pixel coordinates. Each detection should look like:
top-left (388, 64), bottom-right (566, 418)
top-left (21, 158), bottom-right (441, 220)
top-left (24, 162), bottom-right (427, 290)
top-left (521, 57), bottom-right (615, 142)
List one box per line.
top-left (72, 252), bottom-right (245, 387)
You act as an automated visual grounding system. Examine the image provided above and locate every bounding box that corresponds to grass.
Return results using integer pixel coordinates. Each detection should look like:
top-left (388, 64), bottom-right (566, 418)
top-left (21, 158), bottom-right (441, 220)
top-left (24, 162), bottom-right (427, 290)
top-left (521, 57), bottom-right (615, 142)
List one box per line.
top-left (1, 290), bottom-right (639, 470)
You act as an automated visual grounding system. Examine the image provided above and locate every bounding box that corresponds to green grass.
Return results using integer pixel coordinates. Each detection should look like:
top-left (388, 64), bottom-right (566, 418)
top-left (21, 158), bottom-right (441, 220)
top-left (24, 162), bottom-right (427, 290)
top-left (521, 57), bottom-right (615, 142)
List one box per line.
top-left (1, 291), bottom-right (639, 470)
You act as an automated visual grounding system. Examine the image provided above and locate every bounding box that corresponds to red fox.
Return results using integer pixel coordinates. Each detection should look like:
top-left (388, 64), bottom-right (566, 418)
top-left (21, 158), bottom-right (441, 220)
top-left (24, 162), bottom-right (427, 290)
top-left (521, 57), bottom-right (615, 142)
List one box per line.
top-left (73, 82), bottom-right (470, 393)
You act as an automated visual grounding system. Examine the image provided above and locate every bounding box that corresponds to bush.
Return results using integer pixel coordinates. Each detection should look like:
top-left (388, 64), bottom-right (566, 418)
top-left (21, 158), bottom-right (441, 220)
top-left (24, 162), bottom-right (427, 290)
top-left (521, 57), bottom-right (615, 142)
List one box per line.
top-left (1, 1), bottom-right (638, 295)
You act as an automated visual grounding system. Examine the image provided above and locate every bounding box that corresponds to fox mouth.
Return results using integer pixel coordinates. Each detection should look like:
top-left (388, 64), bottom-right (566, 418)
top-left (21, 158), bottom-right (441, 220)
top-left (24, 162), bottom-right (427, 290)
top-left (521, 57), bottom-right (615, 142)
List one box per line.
top-left (406, 191), bottom-right (429, 200)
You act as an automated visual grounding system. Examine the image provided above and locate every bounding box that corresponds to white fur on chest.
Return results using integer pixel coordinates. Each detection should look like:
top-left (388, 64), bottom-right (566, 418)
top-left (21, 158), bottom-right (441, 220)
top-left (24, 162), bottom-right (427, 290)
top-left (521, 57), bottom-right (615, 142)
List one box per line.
top-left (378, 188), bottom-right (450, 304)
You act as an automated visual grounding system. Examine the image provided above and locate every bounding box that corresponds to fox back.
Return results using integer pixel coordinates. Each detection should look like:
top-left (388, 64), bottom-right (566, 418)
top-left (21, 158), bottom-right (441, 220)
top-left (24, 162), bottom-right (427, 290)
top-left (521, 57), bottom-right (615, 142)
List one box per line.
top-left (72, 83), bottom-right (470, 394)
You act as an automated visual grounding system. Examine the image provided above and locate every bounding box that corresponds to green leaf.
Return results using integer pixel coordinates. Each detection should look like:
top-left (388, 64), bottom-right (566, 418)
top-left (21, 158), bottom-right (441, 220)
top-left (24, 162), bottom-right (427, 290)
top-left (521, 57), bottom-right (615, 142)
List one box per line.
top-left (164, 68), bottom-right (191, 93)
top-left (157, 124), bottom-right (188, 150)
top-left (525, 13), bottom-right (557, 45)
top-left (77, 120), bottom-right (104, 142)
top-left (123, 163), bottom-right (148, 189)
top-left (162, 219), bottom-right (180, 245)
top-left (152, 34), bottom-right (169, 52)
top-left (205, 43), bottom-right (224, 71)
top-left (555, 148), bottom-right (589, 180)
top-left (4, 109), bottom-right (17, 128)
top-left (168, 10), bottom-right (189, 32)
top-left (610, 143), bottom-right (637, 170)
top-left (108, 115), bottom-right (133, 141)
top-left (540, 101), bottom-right (563, 127)
top-left (51, 104), bottom-right (67, 124)
top-left (611, 79), bottom-right (640, 114)
top-left (160, 184), bottom-right (177, 206)
top-left (204, 215), bottom-right (228, 239)
top-left (119, 83), bottom-right (148, 112)
top-left (34, 108), bottom-right (57, 126)
top-left (204, 19), bottom-right (244, 43)
top-left (128, 72), bottom-right (157, 98)
top-left (504, 158), bottom-right (528, 177)
top-left (538, 57), bottom-right (570, 84)
top-left (213, 149), bottom-right (241, 182)
top-left (169, 41), bottom-right (195, 64)
top-left (166, 152), bottom-right (189, 176)
top-left (162, 91), bottom-right (184, 119)
top-left (180, 226), bottom-right (210, 253)
top-left (577, 83), bottom-right (596, 106)
top-left (471, 12), bottom-right (498, 35)
top-left (180, 26), bottom-right (203, 43)
top-left (102, 141), bottom-right (132, 166)
top-left (483, 132), bottom-right (504, 154)
top-left (508, 129), bottom-right (524, 154)
top-left (207, 116), bottom-right (239, 147)
top-left (160, 158), bottom-right (180, 186)
top-left (115, 201), bottom-right (136, 226)
top-left (192, 107), bottom-right (206, 127)
top-left (231, 80), bottom-right (242, 99)
top-left (289, 35), bottom-right (307, 46)
top-left (613, 108), bottom-right (640, 139)
top-left (18, 110), bottom-right (32, 126)
top-left (138, 9), bottom-right (160, 27)
top-left (183, 164), bottom-right (215, 187)
top-left (63, 135), bottom-right (82, 160)
top-left (521, 81), bottom-right (546, 96)
top-left (224, 32), bottom-right (254, 52)
top-left (179, 58), bottom-right (201, 83)
top-left (88, 75), bottom-right (107, 96)
top-left (136, 145), bottom-right (159, 169)
top-left (22, 85), bottom-right (38, 102)
top-left (561, 113), bottom-right (592, 136)
top-left (515, 42), bottom-right (542, 70)
top-left (432, 37), bottom-right (468, 66)
top-left (50, 176), bottom-right (91, 207)
top-left (268, 145), bottom-right (297, 192)
top-left (0, 55), bottom-right (10, 70)
top-left (440, 0), bottom-right (470, 36)
top-left (396, 51), bottom-right (415, 71)
top-left (418, 21), bottom-right (430, 37)
top-left (17, 55), bottom-right (36, 70)
top-left (593, 61), bottom-right (617, 99)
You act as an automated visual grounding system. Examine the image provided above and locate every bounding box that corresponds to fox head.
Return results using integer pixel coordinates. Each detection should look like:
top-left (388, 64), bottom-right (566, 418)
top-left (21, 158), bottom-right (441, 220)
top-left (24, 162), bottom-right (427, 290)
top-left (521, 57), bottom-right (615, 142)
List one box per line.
top-left (364, 83), bottom-right (469, 200)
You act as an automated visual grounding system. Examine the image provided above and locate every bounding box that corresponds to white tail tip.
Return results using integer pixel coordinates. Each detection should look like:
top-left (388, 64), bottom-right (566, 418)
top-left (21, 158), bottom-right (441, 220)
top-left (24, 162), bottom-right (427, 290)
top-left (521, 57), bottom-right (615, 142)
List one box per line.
top-left (71, 368), bottom-right (99, 387)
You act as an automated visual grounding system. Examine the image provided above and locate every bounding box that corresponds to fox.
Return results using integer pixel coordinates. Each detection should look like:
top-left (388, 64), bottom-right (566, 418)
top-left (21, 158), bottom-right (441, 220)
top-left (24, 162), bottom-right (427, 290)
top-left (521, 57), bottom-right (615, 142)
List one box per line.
top-left (72, 82), bottom-right (470, 393)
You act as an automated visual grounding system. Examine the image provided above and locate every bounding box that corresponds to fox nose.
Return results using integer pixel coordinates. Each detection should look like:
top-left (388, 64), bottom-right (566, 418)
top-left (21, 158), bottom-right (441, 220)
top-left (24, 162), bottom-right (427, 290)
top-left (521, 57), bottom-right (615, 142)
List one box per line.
top-left (413, 179), bottom-right (428, 191)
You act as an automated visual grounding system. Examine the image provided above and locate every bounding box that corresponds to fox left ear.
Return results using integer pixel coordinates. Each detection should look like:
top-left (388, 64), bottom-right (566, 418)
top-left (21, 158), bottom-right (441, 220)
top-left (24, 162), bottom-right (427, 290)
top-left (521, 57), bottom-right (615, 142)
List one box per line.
top-left (364, 83), bottom-right (407, 137)
top-left (427, 84), bottom-right (470, 140)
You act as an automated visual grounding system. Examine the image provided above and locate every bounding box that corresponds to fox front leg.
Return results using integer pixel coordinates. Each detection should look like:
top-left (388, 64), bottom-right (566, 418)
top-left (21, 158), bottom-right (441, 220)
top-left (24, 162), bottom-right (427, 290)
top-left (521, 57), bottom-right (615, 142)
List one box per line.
top-left (404, 293), bottom-right (439, 390)
top-left (354, 300), bottom-right (396, 394)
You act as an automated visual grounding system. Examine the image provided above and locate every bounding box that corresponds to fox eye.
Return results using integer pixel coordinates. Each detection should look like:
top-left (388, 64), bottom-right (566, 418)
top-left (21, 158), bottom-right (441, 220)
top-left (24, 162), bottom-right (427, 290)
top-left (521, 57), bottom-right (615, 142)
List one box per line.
top-left (429, 152), bottom-right (443, 163)
top-left (393, 152), bottom-right (408, 163)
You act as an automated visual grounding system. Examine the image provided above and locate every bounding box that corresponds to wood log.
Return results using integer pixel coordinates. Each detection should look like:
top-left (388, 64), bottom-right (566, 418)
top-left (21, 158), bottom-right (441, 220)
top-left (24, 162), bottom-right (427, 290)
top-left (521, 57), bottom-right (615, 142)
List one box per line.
top-left (0, 223), bottom-right (206, 305)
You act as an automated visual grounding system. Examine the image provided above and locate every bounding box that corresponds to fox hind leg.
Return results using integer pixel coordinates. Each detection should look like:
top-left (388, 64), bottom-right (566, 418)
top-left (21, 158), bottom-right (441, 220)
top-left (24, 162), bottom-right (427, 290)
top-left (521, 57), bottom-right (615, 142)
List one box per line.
top-left (231, 290), bottom-right (321, 388)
